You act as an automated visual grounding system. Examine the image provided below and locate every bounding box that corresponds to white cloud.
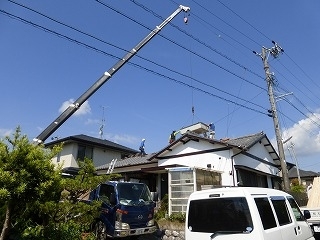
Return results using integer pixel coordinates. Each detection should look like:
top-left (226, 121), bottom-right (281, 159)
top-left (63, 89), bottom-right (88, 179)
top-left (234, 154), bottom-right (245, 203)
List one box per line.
top-left (279, 113), bottom-right (320, 157)
top-left (105, 133), bottom-right (138, 146)
top-left (59, 99), bottom-right (91, 116)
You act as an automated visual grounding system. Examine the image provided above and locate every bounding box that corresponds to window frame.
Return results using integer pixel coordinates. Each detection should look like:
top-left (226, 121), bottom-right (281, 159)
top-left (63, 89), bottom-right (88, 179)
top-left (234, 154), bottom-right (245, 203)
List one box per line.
top-left (77, 144), bottom-right (93, 161)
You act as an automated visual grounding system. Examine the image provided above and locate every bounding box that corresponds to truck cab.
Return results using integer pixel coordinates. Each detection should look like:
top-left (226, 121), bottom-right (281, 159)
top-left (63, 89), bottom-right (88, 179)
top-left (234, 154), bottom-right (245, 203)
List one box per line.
top-left (89, 181), bottom-right (158, 239)
top-left (185, 187), bottom-right (314, 240)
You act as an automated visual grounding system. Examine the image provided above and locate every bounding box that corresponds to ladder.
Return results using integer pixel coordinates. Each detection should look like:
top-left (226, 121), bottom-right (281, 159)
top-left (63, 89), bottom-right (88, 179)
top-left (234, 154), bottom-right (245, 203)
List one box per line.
top-left (107, 158), bottom-right (117, 174)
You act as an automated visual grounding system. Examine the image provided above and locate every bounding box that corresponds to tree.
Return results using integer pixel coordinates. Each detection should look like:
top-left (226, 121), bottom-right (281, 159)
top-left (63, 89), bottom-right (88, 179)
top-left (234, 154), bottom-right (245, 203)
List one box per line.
top-left (0, 127), bottom-right (117, 239)
top-left (24, 158), bottom-right (113, 239)
top-left (0, 127), bottom-right (63, 240)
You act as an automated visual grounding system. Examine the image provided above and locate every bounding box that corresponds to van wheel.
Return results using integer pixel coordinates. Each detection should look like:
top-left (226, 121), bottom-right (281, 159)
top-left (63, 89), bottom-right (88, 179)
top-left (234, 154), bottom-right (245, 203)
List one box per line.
top-left (93, 220), bottom-right (107, 240)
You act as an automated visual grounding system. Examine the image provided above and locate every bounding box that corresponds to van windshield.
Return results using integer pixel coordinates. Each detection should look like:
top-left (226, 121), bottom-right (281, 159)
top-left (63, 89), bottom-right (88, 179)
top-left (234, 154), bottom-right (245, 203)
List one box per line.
top-left (187, 197), bottom-right (253, 234)
top-left (117, 183), bottom-right (152, 206)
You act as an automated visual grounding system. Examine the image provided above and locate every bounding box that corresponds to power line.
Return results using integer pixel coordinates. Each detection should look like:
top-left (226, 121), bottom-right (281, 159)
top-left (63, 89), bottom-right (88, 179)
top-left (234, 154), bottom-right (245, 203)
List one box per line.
top-left (5, 1), bottom-right (269, 112)
top-left (276, 60), bottom-right (320, 103)
top-left (0, 8), bottom-right (269, 117)
top-left (215, 0), bottom-right (272, 42)
top-left (285, 52), bottom-right (320, 90)
top-left (271, 66), bottom-right (320, 107)
top-left (12, 0), bottom-right (267, 98)
top-left (129, 0), bottom-right (266, 88)
top-left (189, 0), bottom-right (262, 47)
top-left (212, 0), bottom-right (320, 135)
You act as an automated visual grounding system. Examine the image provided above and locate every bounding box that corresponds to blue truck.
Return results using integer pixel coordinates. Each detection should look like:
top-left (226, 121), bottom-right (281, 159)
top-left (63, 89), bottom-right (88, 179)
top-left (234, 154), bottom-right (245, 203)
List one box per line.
top-left (88, 181), bottom-right (158, 239)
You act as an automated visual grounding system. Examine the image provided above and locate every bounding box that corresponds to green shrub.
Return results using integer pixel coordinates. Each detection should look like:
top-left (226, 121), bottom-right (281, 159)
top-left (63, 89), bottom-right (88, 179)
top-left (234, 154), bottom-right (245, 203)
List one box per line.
top-left (155, 194), bottom-right (168, 220)
top-left (154, 194), bottom-right (186, 223)
top-left (168, 212), bottom-right (185, 223)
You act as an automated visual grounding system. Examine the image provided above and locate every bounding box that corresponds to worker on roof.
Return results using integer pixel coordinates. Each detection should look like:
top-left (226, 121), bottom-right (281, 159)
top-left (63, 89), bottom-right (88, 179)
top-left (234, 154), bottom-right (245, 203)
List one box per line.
top-left (208, 122), bottom-right (215, 139)
top-left (169, 130), bottom-right (179, 144)
top-left (139, 139), bottom-right (146, 156)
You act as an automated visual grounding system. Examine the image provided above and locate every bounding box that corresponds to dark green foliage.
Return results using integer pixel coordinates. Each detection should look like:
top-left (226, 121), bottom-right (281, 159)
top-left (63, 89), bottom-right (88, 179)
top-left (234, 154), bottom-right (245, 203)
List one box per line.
top-left (0, 127), bottom-right (63, 240)
top-left (0, 127), bottom-right (117, 239)
top-left (155, 194), bottom-right (168, 220)
top-left (18, 158), bottom-right (113, 239)
top-left (288, 178), bottom-right (308, 206)
top-left (290, 178), bottom-right (305, 193)
top-left (154, 194), bottom-right (186, 223)
top-left (168, 212), bottom-right (186, 223)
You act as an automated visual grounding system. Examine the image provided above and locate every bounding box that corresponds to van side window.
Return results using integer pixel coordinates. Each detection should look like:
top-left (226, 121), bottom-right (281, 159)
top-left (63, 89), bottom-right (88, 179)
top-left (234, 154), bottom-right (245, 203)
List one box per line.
top-left (270, 196), bottom-right (292, 226)
top-left (254, 197), bottom-right (277, 230)
top-left (287, 196), bottom-right (305, 221)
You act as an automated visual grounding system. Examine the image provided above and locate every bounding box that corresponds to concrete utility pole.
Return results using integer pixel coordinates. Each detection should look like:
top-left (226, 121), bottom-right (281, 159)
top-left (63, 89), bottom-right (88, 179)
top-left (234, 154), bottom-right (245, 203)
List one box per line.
top-left (288, 142), bottom-right (301, 185)
top-left (254, 41), bottom-right (290, 192)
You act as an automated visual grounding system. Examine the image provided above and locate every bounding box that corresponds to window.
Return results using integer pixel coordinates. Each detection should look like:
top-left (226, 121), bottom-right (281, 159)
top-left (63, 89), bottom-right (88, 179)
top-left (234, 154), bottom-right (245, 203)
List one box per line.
top-left (187, 197), bottom-right (253, 233)
top-left (255, 197), bottom-right (277, 230)
top-left (116, 182), bottom-right (152, 206)
top-left (170, 169), bottom-right (194, 214)
top-left (77, 144), bottom-right (93, 161)
top-left (287, 196), bottom-right (305, 221)
top-left (169, 168), bottom-right (222, 214)
top-left (237, 169), bottom-right (267, 187)
top-left (99, 184), bottom-right (115, 205)
top-left (271, 196), bottom-right (292, 226)
top-left (196, 169), bottom-right (221, 190)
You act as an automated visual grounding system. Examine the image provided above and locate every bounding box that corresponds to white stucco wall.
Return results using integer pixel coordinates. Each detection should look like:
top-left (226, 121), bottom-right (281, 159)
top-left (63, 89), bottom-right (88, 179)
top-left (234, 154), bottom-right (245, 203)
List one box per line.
top-left (234, 143), bottom-right (279, 176)
top-left (93, 148), bottom-right (122, 167)
top-left (158, 140), bottom-right (236, 186)
top-left (51, 144), bottom-right (77, 168)
top-left (157, 137), bottom-right (280, 187)
top-left (51, 143), bottom-right (124, 169)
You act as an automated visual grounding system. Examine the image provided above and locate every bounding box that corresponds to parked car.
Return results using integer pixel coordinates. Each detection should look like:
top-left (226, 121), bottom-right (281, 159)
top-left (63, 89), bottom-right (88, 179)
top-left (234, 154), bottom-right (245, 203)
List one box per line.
top-left (300, 206), bottom-right (320, 240)
top-left (185, 187), bottom-right (314, 240)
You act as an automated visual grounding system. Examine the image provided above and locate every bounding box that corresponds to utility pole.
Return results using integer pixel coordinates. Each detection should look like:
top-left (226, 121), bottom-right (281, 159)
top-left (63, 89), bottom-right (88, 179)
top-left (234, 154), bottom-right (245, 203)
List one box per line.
top-left (288, 142), bottom-right (301, 185)
top-left (254, 41), bottom-right (290, 192)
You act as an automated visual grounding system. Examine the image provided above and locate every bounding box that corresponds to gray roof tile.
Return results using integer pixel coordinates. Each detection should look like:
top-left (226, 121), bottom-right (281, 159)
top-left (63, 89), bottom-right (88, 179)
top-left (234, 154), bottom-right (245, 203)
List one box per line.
top-left (45, 134), bottom-right (138, 153)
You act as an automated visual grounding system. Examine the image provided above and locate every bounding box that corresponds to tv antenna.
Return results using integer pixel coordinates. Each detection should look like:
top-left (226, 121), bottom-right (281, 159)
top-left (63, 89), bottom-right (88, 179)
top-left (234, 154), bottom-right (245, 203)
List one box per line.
top-left (99, 106), bottom-right (107, 139)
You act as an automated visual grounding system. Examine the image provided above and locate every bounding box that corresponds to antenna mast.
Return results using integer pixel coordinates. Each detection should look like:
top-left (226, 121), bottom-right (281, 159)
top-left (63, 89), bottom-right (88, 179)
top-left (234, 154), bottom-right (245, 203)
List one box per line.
top-left (99, 106), bottom-right (106, 139)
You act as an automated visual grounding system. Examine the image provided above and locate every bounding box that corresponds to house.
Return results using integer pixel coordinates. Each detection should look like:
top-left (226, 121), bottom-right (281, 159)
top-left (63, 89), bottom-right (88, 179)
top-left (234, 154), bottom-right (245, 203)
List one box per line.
top-left (288, 167), bottom-right (320, 187)
top-left (95, 123), bottom-right (294, 215)
top-left (44, 123), bottom-right (295, 215)
top-left (45, 134), bottom-right (138, 171)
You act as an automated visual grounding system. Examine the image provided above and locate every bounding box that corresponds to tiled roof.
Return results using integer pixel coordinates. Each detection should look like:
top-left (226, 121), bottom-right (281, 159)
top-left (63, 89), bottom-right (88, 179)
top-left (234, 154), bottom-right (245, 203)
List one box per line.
top-left (224, 131), bottom-right (266, 149)
top-left (147, 131), bottom-right (270, 162)
top-left (98, 131), bottom-right (274, 170)
top-left (96, 153), bottom-right (155, 170)
top-left (288, 167), bottom-right (320, 178)
top-left (45, 134), bottom-right (138, 153)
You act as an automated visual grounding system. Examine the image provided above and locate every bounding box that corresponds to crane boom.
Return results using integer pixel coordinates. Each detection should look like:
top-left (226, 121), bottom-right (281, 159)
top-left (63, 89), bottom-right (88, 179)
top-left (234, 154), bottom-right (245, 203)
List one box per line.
top-left (33, 5), bottom-right (190, 144)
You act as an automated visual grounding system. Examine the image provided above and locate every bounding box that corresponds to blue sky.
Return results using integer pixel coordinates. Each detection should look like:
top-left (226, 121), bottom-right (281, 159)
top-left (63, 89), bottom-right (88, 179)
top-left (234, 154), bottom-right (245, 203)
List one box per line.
top-left (1, 0), bottom-right (320, 172)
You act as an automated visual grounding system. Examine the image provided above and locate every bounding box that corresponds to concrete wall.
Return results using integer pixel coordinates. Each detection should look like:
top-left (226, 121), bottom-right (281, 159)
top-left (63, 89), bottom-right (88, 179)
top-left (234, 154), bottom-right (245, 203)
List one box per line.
top-left (51, 142), bottom-right (124, 169)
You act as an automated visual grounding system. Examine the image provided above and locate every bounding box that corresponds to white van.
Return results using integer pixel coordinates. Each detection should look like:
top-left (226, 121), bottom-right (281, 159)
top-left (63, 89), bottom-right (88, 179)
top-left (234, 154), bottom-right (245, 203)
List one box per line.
top-left (185, 187), bottom-right (314, 240)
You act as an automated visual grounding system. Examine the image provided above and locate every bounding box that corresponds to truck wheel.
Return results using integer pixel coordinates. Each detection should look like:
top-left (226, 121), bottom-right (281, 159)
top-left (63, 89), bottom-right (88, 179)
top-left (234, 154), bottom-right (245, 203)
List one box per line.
top-left (93, 220), bottom-right (107, 240)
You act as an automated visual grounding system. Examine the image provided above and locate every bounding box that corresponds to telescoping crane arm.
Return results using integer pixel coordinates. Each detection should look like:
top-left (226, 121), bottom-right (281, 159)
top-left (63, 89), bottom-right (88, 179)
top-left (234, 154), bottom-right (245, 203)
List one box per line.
top-left (33, 5), bottom-right (190, 144)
